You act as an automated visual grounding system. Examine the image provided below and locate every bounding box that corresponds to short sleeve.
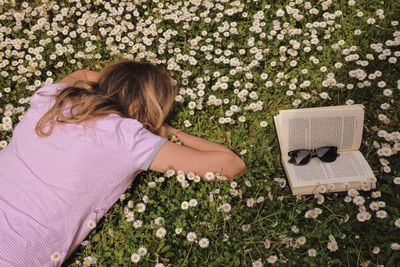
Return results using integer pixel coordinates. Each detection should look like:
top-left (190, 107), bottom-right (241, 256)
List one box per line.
top-left (123, 120), bottom-right (168, 172)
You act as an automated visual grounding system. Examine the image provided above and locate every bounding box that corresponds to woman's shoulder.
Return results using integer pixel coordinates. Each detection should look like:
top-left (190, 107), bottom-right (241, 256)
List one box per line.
top-left (113, 118), bottom-right (163, 142)
top-left (94, 115), bottom-right (144, 134)
top-left (58, 69), bottom-right (100, 86)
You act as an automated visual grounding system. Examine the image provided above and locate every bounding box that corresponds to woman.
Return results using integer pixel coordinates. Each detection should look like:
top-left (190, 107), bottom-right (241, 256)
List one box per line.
top-left (0, 58), bottom-right (246, 266)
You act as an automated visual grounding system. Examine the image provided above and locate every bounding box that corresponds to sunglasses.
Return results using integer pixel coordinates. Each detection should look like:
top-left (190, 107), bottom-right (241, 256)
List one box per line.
top-left (288, 146), bottom-right (340, 166)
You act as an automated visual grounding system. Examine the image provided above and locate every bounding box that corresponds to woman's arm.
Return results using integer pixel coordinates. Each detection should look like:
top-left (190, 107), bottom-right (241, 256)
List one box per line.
top-left (149, 141), bottom-right (247, 181)
top-left (163, 124), bottom-right (241, 155)
top-left (58, 69), bottom-right (100, 86)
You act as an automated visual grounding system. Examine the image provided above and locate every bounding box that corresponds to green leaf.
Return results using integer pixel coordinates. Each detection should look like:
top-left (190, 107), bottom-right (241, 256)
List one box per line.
top-left (160, 245), bottom-right (171, 254)
top-left (91, 233), bottom-right (101, 243)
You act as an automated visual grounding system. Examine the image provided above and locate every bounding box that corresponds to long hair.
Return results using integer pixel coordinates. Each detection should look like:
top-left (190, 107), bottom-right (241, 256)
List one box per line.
top-left (34, 58), bottom-right (179, 137)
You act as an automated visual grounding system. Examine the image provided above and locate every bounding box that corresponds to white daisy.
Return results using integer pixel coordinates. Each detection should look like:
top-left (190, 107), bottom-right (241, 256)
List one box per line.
top-left (308, 248), bottom-right (317, 257)
top-left (394, 218), bottom-right (400, 228)
top-left (138, 246), bottom-right (147, 256)
top-left (176, 173), bottom-right (186, 183)
top-left (156, 227), bottom-right (166, 239)
top-left (391, 243), bottom-right (400, 250)
top-left (165, 169), bottom-right (175, 177)
top-left (83, 256), bottom-right (97, 265)
top-left (204, 171), bottom-right (215, 181)
top-left (266, 255), bottom-right (278, 264)
top-left (219, 203), bottom-right (232, 213)
top-left (246, 198), bottom-right (256, 207)
top-left (125, 211), bottom-right (135, 222)
top-left (148, 181), bottom-right (156, 188)
top-left (327, 241), bottom-right (339, 252)
top-left (130, 253), bottom-right (141, 263)
top-left (86, 220), bottom-right (96, 230)
top-left (198, 237), bottom-right (209, 248)
top-left (252, 258), bottom-right (263, 267)
top-left (133, 220), bottom-right (143, 229)
top-left (181, 201), bottom-right (189, 210)
top-left (296, 236), bottom-right (306, 245)
top-left (189, 199), bottom-right (198, 207)
top-left (50, 251), bottom-right (61, 262)
top-left (181, 180), bottom-right (190, 188)
top-left (376, 210), bottom-right (388, 219)
top-left (136, 203), bottom-right (146, 213)
top-left (372, 246), bottom-right (380, 254)
top-left (186, 231), bottom-right (197, 242)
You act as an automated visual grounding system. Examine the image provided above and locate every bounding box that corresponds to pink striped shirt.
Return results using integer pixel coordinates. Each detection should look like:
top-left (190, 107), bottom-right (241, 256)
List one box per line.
top-left (0, 82), bottom-right (168, 266)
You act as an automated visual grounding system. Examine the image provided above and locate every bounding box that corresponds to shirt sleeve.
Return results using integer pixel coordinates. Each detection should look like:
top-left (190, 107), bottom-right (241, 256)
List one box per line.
top-left (29, 82), bottom-right (69, 108)
top-left (122, 120), bottom-right (168, 172)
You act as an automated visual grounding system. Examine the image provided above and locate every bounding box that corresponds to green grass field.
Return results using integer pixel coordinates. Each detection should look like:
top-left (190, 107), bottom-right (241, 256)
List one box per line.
top-left (0, 0), bottom-right (399, 266)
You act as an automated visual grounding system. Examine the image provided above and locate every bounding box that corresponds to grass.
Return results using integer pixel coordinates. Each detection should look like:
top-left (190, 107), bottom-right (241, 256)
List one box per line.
top-left (0, 0), bottom-right (399, 266)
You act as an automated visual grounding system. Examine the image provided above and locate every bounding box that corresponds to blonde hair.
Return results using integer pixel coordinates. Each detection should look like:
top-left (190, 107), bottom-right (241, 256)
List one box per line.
top-left (35, 58), bottom-right (179, 137)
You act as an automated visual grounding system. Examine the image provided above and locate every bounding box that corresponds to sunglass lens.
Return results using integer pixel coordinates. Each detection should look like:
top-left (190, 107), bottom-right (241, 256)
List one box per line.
top-left (317, 146), bottom-right (337, 162)
top-left (290, 150), bottom-right (311, 165)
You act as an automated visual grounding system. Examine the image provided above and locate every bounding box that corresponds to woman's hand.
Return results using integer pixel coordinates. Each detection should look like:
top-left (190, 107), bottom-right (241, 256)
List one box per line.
top-left (159, 123), bottom-right (179, 138)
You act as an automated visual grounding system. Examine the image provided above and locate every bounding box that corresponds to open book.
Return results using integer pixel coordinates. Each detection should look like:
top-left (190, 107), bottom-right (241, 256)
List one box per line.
top-left (273, 105), bottom-right (376, 196)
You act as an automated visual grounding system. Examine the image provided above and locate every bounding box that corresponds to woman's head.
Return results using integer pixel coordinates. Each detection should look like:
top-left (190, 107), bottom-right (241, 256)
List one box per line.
top-left (35, 58), bottom-right (179, 137)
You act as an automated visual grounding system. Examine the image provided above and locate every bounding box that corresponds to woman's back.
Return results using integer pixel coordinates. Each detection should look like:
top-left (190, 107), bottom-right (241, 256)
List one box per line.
top-left (0, 82), bottom-right (168, 266)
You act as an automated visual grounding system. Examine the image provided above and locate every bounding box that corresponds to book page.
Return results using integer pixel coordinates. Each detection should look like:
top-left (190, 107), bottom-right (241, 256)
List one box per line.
top-left (278, 105), bottom-right (364, 155)
top-left (282, 150), bottom-right (375, 188)
top-left (278, 104), bottom-right (363, 113)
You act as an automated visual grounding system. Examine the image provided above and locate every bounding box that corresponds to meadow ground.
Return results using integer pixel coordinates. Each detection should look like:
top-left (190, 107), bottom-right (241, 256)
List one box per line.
top-left (0, 0), bottom-right (399, 266)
